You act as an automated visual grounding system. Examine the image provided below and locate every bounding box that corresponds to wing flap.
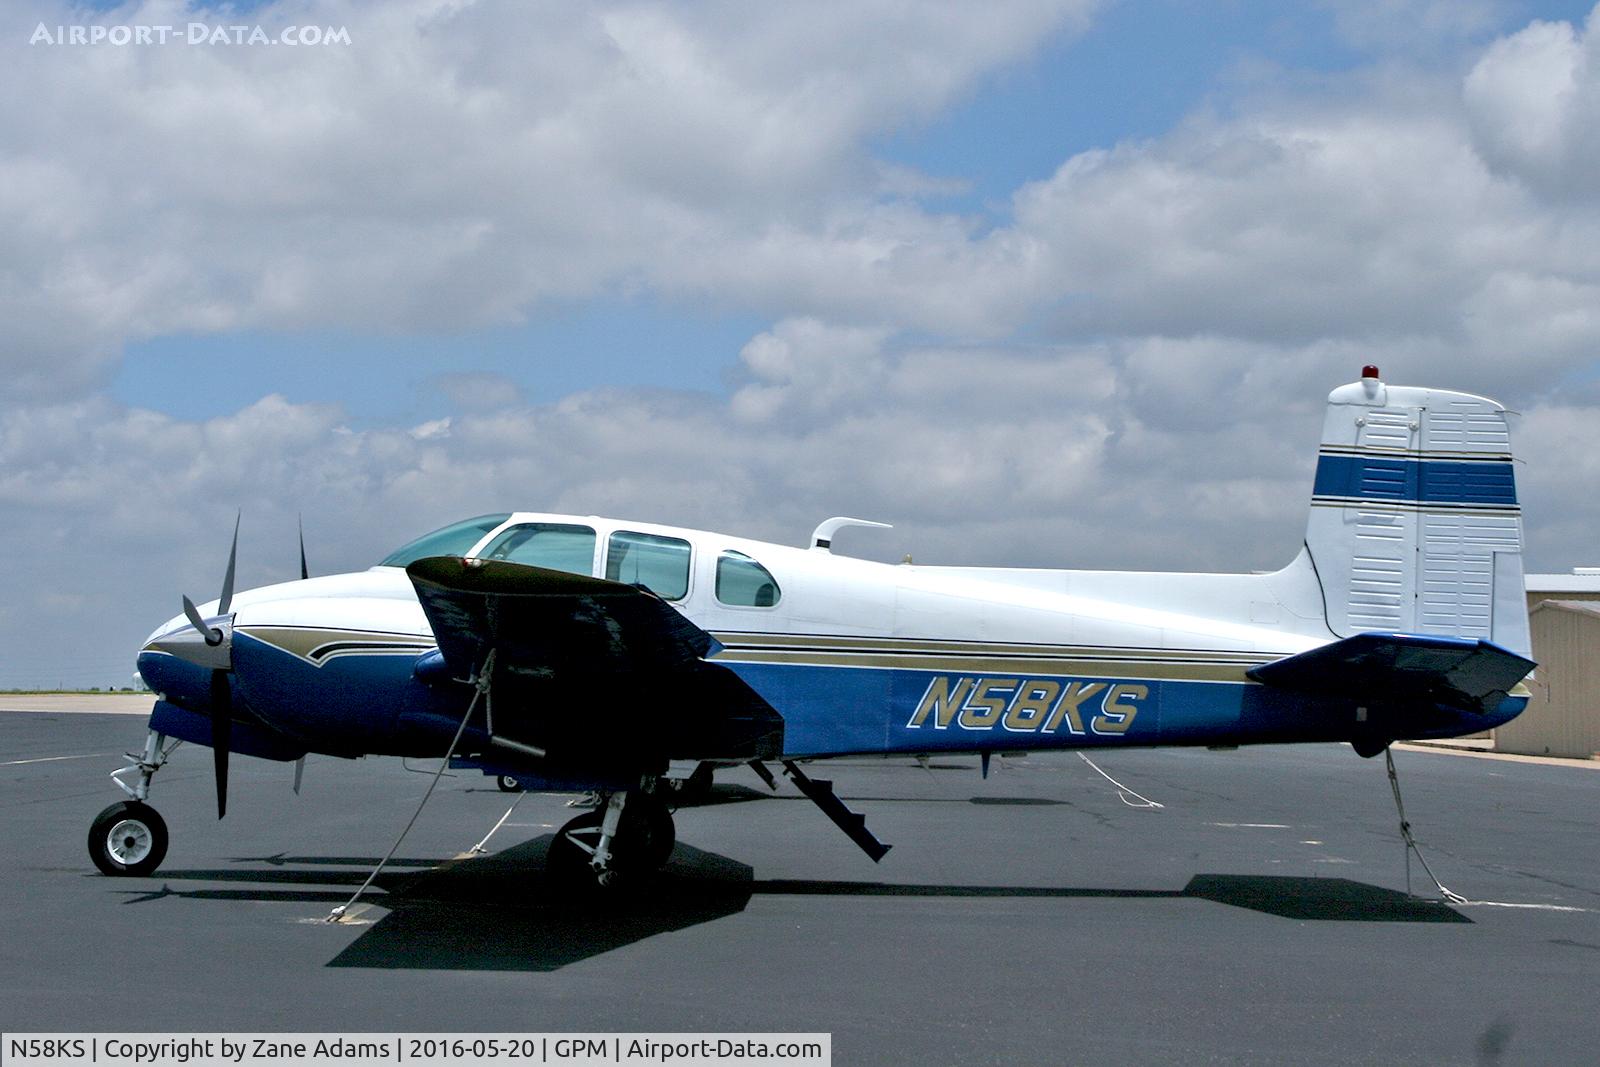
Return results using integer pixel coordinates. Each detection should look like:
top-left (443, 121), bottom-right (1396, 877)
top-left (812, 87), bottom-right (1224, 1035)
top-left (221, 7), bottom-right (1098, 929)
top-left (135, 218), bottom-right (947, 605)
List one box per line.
top-left (1247, 632), bottom-right (1535, 714)
top-left (408, 556), bottom-right (714, 676)
top-left (406, 556), bottom-right (782, 762)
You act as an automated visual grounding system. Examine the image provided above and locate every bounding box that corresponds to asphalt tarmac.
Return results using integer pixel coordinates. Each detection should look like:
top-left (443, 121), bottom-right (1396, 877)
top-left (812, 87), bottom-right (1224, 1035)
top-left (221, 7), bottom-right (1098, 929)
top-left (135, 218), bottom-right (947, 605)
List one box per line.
top-left (4, 709), bottom-right (1599, 1065)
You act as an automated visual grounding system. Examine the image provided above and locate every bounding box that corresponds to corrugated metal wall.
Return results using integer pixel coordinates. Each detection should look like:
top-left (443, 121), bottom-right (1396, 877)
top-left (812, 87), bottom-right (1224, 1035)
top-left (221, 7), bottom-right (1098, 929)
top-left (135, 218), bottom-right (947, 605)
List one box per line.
top-left (1494, 602), bottom-right (1600, 758)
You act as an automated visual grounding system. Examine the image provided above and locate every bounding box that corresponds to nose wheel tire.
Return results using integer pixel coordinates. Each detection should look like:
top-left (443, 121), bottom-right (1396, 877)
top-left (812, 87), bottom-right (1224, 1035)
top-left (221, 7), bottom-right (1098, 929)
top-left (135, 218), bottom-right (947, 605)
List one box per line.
top-left (88, 801), bottom-right (169, 877)
top-left (496, 775), bottom-right (522, 793)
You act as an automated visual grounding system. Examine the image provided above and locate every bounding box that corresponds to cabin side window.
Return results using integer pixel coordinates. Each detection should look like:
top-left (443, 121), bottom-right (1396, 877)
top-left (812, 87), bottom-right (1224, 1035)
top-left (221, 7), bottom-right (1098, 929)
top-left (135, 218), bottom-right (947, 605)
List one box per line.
top-left (475, 523), bottom-right (597, 575)
top-left (716, 551), bottom-right (781, 608)
top-left (606, 531), bottom-right (691, 600)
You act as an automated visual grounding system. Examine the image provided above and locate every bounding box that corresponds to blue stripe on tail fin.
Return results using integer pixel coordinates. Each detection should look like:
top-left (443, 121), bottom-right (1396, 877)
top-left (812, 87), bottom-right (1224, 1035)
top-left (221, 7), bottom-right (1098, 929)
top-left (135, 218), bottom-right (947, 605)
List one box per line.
top-left (1304, 376), bottom-right (1531, 660)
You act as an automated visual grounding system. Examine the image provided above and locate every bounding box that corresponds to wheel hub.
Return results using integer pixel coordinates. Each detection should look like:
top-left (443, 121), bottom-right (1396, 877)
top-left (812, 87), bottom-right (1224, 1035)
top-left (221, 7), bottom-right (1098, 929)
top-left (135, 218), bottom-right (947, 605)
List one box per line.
top-left (107, 819), bottom-right (153, 864)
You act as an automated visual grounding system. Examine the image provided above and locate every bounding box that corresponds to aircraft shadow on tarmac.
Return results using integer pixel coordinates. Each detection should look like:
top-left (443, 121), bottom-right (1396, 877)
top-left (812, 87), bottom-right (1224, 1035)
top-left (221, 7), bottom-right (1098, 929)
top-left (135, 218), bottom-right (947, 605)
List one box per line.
top-left (112, 839), bottom-right (1468, 973)
top-left (331, 870), bottom-right (1465, 979)
top-left (739, 874), bottom-right (1469, 924)
top-left (327, 839), bottom-right (756, 971)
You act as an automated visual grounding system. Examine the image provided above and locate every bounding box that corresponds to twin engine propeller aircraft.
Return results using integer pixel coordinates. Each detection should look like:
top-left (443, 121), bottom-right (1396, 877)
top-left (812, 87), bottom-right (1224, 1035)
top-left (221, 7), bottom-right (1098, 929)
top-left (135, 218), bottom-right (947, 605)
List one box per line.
top-left (95, 368), bottom-right (1537, 892)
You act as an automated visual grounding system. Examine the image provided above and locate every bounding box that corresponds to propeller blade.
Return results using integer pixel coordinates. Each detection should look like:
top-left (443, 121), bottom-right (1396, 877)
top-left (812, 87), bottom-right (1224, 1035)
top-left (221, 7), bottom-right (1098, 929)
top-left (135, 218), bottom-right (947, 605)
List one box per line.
top-left (181, 594), bottom-right (215, 642)
top-left (219, 511), bottom-right (240, 615)
top-left (210, 669), bottom-right (232, 819)
top-left (292, 756), bottom-right (305, 795)
top-left (298, 514), bottom-right (310, 581)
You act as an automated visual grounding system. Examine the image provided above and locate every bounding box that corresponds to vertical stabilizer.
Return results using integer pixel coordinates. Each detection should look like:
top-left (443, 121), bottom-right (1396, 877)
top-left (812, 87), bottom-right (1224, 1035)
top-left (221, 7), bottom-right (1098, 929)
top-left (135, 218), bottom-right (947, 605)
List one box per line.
top-left (1304, 368), bottom-right (1529, 658)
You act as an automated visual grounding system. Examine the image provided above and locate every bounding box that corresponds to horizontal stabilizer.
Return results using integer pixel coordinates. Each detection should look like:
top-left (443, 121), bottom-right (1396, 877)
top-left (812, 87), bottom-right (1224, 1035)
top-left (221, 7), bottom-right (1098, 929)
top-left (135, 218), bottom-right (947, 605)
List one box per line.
top-left (1247, 633), bottom-right (1534, 714)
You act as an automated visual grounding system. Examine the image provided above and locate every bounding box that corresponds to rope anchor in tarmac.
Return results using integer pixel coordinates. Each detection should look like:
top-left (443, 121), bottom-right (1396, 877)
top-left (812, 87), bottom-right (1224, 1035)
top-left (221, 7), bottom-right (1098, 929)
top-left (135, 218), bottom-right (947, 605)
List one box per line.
top-left (1385, 746), bottom-right (1468, 905)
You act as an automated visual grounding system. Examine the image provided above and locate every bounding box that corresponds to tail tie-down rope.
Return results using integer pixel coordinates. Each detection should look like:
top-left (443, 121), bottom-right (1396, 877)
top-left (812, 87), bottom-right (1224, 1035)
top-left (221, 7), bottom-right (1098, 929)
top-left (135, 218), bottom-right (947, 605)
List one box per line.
top-left (1384, 747), bottom-right (1591, 913)
top-left (1384, 747), bottom-right (1468, 905)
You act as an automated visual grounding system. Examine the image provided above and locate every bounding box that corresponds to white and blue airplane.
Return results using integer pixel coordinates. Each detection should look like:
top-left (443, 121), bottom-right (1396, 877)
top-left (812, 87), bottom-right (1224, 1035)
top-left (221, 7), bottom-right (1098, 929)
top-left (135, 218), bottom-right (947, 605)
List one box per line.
top-left (94, 368), bottom-right (1535, 891)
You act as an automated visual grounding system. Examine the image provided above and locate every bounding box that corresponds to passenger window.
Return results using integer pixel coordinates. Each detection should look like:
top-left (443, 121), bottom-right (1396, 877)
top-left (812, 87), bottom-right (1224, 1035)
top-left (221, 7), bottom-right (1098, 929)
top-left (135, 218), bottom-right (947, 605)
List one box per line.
top-left (716, 551), bottom-right (781, 607)
top-left (475, 523), bottom-right (596, 575)
top-left (606, 531), bottom-right (691, 601)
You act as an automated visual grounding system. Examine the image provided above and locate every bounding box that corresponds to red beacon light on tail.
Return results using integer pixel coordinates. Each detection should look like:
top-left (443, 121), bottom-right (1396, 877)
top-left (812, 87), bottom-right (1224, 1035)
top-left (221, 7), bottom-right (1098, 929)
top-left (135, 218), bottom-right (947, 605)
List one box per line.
top-left (1362, 364), bottom-right (1380, 379)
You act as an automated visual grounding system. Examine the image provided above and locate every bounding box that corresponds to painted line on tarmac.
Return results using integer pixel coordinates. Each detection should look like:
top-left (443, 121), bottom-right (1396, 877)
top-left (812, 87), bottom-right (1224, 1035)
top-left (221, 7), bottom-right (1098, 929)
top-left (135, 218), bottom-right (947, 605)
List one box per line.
top-left (1, 752), bottom-right (112, 766)
top-left (1457, 900), bottom-right (1596, 914)
top-left (1392, 742), bottom-right (1600, 771)
top-left (0, 700), bottom-right (151, 715)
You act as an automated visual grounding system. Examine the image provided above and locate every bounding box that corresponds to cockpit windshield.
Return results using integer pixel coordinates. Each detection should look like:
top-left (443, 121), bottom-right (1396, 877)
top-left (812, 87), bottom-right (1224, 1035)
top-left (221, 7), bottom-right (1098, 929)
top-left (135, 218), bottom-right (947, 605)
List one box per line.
top-left (377, 514), bottom-right (510, 567)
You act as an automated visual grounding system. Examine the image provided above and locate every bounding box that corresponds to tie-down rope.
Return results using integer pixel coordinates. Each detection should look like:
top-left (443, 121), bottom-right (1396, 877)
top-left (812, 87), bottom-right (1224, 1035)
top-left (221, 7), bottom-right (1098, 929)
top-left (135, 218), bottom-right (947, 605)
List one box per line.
top-left (1077, 751), bottom-right (1164, 809)
top-left (325, 650), bottom-right (495, 922)
top-left (1385, 747), bottom-right (1593, 912)
top-left (1385, 746), bottom-right (1468, 905)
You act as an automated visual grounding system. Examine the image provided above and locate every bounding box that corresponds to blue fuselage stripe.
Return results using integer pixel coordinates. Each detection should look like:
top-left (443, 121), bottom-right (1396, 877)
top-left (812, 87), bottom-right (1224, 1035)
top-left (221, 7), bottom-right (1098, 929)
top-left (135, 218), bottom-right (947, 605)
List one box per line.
top-left (721, 661), bottom-right (1526, 757)
top-left (1312, 454), bottom-right (1517, 507)
top-left (145, 638), bottom-right (1530, 768)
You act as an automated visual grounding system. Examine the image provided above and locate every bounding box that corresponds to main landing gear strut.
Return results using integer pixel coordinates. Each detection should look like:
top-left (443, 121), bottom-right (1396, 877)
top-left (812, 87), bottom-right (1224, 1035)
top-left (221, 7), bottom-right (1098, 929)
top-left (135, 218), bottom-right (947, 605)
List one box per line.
top-left (546, 778), bottom-right (676, 892)
top-left (544, 760), bottom-right (892, 892)
top-left (88, 729), bottom-right (179, 876)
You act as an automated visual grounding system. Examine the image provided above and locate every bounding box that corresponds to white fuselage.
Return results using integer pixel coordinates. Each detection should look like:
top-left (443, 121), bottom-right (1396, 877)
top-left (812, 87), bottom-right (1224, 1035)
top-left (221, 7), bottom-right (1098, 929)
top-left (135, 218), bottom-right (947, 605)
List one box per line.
top-left (158, 512), bottom-right (1332, 660)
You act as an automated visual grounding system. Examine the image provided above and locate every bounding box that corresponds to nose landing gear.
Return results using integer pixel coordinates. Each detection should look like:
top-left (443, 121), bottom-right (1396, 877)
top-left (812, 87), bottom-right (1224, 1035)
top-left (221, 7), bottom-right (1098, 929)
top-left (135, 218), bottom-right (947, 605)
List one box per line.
top-left (89, 729), bottom-right (178, 877)
top-left (88, 801), bottom-right (168, 876)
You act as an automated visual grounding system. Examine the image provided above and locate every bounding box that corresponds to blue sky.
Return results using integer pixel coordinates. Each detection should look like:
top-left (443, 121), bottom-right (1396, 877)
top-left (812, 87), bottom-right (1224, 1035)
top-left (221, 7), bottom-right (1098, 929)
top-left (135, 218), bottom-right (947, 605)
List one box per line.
top-left (876, 1), bottom-right (1369, 205)
top-left (101, 0), bottom-right (1600, 427)
top-left (113, 299), bottom-right (769, 426)
top-left (9, 0), bottom-right (1600, 684)
top-left (110, 0), bottom-right (1303, 423)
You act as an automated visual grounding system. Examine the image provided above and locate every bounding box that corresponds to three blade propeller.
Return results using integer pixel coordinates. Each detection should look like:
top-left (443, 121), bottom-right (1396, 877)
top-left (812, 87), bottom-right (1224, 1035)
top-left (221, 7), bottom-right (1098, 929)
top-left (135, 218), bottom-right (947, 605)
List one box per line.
top-left (160, 514), bottom-right (313, 819)
top-left (181, 514), bottom-right (240, 818)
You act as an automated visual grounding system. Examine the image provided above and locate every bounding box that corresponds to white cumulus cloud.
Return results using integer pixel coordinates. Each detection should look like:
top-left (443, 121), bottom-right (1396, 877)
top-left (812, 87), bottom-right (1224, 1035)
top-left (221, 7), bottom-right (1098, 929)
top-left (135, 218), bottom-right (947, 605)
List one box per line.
top-left (6, 2), bottom-right (1600, 685)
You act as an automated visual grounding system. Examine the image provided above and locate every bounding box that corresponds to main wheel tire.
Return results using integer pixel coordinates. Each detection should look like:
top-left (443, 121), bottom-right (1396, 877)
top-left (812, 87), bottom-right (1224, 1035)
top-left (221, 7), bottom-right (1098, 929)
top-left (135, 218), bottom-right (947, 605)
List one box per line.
top-left (88, 801), bottom-right (169, 876)
top-left (546, 810), bottom-right (613, 893)
top-left (545, 797), bottom-right (677, 893)
top-left (496, 774), bottom-right (522, 792)
top-left (633, 794), bottom-right (676, 869)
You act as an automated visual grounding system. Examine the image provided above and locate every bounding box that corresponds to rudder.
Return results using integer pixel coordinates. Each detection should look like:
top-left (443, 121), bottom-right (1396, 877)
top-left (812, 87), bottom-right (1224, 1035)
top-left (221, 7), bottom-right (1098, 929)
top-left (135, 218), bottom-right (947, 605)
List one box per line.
top-left (1304, 367), bottom-right (1530, 659)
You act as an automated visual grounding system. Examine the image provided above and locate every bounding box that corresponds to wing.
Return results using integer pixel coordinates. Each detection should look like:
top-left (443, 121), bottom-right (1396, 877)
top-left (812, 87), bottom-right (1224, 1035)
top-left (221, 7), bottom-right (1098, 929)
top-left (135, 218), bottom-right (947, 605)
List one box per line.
top-left (406, 556), bottom-right (783, 765)
top-left (1247, 632), bottom-right (1535, 714)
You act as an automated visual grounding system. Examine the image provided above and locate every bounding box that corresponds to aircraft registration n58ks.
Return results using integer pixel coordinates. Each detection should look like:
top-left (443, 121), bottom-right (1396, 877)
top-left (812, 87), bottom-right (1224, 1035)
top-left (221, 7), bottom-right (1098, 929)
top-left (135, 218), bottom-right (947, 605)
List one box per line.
top-left (95, 367), bottom-right (1535, 893)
